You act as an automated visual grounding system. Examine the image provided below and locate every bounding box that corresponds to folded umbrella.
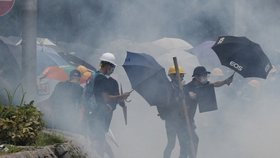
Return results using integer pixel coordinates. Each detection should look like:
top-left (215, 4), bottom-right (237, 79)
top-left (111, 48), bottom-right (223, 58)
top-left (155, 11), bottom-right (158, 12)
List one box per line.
top-left (212, 36), bottom-right (272, 79)
top-left (123, 51), bottom-right (172, 107)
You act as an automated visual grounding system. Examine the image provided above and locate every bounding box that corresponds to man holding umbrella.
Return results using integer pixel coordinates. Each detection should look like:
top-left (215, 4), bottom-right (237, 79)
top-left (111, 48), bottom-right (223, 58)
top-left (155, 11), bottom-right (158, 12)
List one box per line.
top-left (83, 52), bottom-right (130, 157)
top-left (183, 66), bottom-right (233, 157)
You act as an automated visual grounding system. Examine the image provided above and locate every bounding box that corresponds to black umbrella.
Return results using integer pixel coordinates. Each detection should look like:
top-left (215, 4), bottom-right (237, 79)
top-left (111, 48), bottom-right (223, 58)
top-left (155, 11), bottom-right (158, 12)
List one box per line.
top-left (212, 36), bottom-right (272, 79)
top-left (57, 52), bottom-right (96, 72)
top-left (123, 51), bottom-right (172, 107)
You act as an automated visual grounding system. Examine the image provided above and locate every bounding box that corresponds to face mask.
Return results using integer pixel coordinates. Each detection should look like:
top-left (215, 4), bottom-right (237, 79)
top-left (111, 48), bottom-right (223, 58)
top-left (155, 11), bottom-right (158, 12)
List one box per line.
top-left (107, 66), bottom-right (115, 76)
top-left (170, 75), bottom-right (184, 83)
top-left (199, 76), bottom-right (208, 84)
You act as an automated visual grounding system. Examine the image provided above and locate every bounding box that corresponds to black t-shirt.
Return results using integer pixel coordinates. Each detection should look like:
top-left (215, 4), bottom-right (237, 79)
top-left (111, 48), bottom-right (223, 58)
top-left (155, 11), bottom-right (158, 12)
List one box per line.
top-left (51, 81), bottom-right (83, 110)
top-left (183, 79), bottom-right (200, 121)
top-left (93, 73), bottom-right (120, 110)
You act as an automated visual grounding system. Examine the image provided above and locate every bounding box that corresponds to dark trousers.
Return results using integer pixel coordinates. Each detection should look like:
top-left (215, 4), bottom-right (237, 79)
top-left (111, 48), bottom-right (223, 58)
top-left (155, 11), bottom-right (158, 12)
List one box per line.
top-left (164, 117), bottom-right (199, 158)
top-left (86, 109), bottom-right (113, 158)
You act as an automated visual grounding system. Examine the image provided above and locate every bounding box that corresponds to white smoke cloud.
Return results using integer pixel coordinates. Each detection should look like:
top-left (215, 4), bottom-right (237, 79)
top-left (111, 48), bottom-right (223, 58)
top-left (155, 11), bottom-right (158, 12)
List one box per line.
top-left (32, 0), bottom-right (280, 157)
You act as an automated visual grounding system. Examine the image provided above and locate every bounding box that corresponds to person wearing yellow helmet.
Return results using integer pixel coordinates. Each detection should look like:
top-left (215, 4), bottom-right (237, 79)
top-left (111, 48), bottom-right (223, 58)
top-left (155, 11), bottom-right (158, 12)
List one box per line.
top-left (158, 65), bottom-right (189, 158)
top-left (77, 65), bottom-right (88, 74)
top-left (167, 66), bottom-right (185, 81)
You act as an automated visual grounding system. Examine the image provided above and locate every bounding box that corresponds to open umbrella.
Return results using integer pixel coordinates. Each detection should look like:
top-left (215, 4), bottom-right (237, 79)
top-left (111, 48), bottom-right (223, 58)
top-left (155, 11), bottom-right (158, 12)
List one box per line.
top-left (40, 65), bottom-right (92, 84)
top-left (123, 51), bottom-right (172, 107)
top-left (37, 46), bottom-right (68, 74)
top-left (188, 41), bottom-right (221, 69)
top-left (212, 36), bottom-right (272, 79)
top-left (41, 66), bottom-right (68, 81)
top-left (156, 49), bottom-right (200, 79)
top-left (57, 52), bottom-right (96, 72)
top-left (153, 37), bottom-right (193, 50)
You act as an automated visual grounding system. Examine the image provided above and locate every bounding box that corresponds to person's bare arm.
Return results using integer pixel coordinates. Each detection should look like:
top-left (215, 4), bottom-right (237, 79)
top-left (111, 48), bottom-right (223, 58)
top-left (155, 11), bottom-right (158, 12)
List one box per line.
top-left (102, 92), bottom-right (131, 104)
top-left (213, 80), bottom-right (227, 87)
top-left (212, 74), bottom-right (234, 87)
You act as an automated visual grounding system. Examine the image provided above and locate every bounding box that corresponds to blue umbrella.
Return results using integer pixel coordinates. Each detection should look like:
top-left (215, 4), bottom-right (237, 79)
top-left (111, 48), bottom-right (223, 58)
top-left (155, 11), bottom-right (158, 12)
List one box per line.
top-left (123, 51), bottom-right (172, 107)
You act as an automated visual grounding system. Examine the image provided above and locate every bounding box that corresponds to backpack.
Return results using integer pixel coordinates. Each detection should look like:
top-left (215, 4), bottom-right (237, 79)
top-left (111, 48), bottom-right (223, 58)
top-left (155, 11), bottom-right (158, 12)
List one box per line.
top-left (83, 72), bottom-right (99, 115)
top-left (156, 82), bottom-right (180, 120)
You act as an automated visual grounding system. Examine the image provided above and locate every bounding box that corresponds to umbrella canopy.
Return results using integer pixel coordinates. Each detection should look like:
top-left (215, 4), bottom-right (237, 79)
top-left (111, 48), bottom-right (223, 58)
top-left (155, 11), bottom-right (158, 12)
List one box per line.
top-left (37, 46), bottom-right (68, 74)
top-left (188, 41), bottom-right (221, 69)
top-left (41, 66), bottom-right (68, 81)
top-left (153, 37), bottom-right (193, 50)
top-left (0, 40), bottom-right (21, 82)
top-left (156, 49), bottom-right (200, 80)
top-left (0, 37), bottom-right (68, 75)
top-left (123, 51), bottom-right (172, 107)
top-left (40, 65), bottom-right (92, 84)
top-left (212, 36), bottom-right (272, 79)
top-left (57, 52), bottom-right (96, 72)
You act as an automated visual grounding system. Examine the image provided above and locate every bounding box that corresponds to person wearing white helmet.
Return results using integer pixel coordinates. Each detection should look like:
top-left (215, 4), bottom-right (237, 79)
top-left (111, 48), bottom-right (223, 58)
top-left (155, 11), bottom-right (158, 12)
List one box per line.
top-left (83, 52), bottom-right (130, 158)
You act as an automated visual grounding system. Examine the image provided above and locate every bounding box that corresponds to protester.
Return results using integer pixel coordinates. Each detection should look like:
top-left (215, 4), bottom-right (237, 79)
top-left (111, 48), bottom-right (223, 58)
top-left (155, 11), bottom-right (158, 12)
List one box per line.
top-left (83, 52), bottom-right (130, 157)
top-left (50, 69), bottom-right (83, 132)
top-left (182, 66), bottom-right (233, 157)
top-left (157, 66), bottom-right (193, 158)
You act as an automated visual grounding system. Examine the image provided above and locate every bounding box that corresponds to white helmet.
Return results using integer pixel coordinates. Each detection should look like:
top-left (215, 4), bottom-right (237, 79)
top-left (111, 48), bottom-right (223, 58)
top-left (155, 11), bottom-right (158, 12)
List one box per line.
top-left (100, 52), bottom-right (117, 66)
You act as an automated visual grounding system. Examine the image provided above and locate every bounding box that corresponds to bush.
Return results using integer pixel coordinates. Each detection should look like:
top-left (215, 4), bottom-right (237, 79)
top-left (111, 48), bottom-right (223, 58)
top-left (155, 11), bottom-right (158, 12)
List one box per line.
top-left (0, 101), bottom-right (44, 145)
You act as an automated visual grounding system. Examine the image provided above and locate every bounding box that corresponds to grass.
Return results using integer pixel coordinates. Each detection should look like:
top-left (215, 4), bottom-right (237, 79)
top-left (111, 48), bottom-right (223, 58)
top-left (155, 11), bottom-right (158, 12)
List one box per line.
top-left (34, 132), bottom-right (65, 146)
top-left (0, 145), bottom-right (22, 156)
top-left (0, 132), bottom-right (65, 155)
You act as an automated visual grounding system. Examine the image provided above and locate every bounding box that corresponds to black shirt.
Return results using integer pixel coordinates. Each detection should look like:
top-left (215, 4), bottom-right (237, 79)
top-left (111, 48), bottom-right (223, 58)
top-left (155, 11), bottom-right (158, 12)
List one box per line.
top-left (51, 81), bottom-right (83, 110)
top-left (183, 79), bottom-right (201, 121)
top-left (93, 73), bottom-right (120, 110)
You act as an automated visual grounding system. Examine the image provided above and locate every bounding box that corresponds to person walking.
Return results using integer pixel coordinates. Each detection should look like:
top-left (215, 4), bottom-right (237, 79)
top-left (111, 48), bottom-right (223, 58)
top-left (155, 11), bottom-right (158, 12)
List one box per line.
top-left (83, 52), bottom-right (130, 158)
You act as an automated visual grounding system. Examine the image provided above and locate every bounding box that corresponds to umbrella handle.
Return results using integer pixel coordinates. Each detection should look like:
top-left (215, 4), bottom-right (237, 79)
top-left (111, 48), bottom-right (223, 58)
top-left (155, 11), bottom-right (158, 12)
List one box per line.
top-left (226, 72), bottom-right (235, 86)
top-left (124, 89), bottom-right (134, 102)
top-left (129, 89), bottom-right (134, 93)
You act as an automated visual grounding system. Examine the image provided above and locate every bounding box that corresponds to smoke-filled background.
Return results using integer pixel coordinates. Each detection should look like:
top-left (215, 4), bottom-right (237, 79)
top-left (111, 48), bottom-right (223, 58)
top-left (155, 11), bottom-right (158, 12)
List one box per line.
top-left (1, 0), bottom-right (280, 158)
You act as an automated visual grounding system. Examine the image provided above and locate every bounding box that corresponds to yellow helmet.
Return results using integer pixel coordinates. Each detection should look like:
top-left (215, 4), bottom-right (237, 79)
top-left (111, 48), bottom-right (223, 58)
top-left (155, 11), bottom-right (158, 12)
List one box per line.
top-left (168, 66), bottom-right (185, 75)
top-left (76, 65), bottom-right (88, 73)
top-left (81, 71), bottom-right (92, 81)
